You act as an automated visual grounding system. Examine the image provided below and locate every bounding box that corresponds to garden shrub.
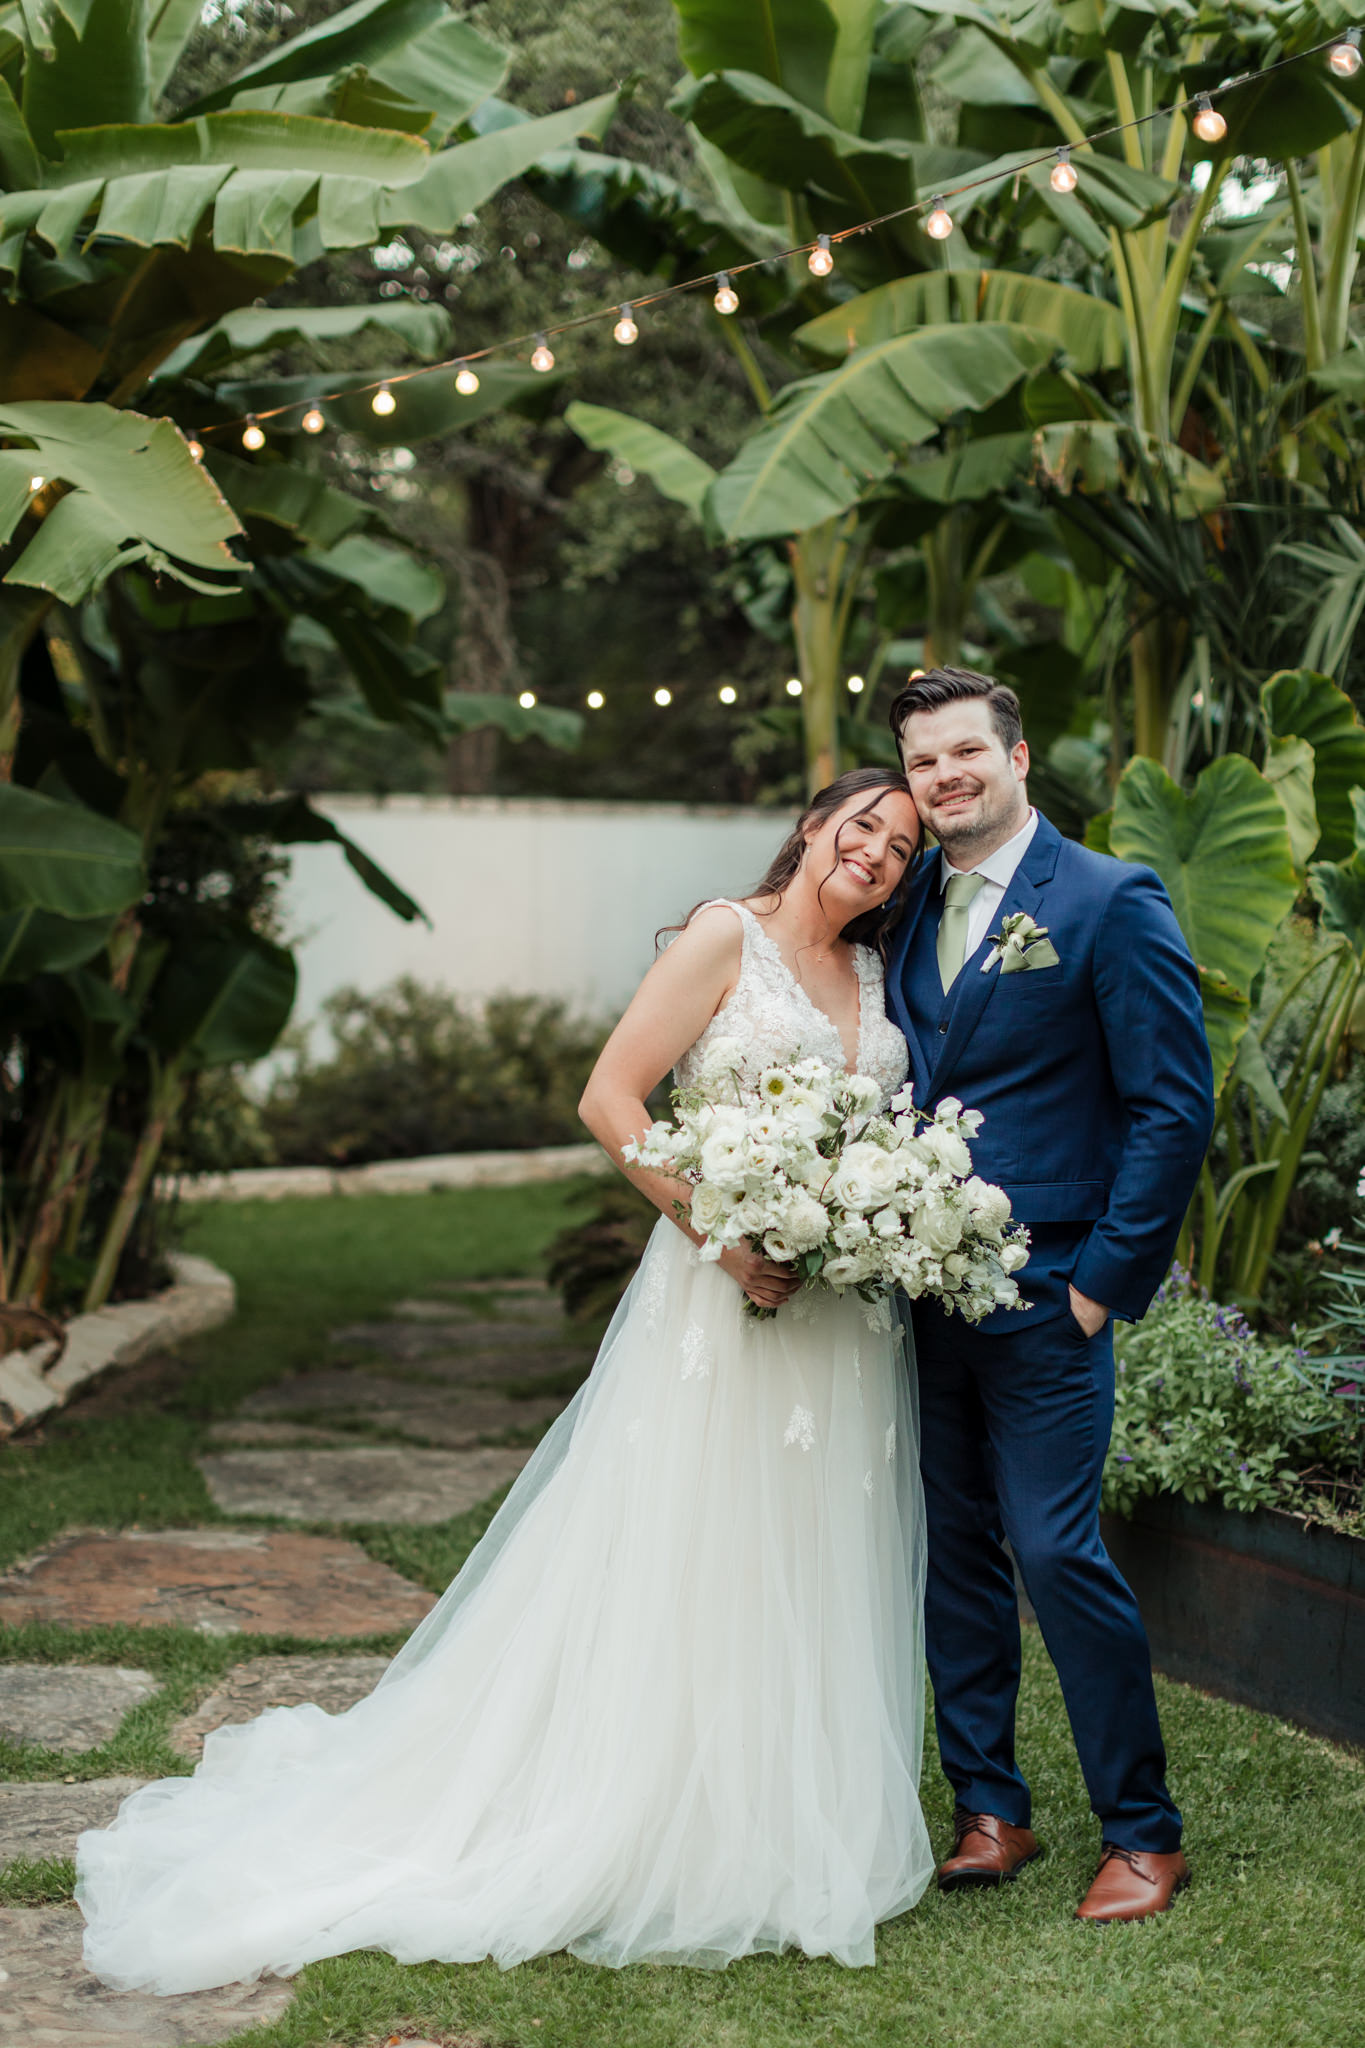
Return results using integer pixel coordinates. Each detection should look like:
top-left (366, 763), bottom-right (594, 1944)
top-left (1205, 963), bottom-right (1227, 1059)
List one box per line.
top-left (546, 1174), bottom-right (658, 1325)
top-left (260, 979), bottom-right (608, 1166)
top-left (1105, 1265), bottom-right (1361, 1523)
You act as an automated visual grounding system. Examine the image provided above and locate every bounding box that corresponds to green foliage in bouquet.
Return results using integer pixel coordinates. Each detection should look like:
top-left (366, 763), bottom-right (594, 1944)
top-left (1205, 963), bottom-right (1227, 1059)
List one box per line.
top-left (1105, 1266), bottom-right (1361, 1522)
top-left (260, 978), bottom-right (607, 1166)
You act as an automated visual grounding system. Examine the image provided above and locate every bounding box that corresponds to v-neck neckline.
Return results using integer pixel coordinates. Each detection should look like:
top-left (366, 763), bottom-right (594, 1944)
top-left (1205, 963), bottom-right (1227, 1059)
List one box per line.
top-left (739, 904), bottom-right (864, 1073)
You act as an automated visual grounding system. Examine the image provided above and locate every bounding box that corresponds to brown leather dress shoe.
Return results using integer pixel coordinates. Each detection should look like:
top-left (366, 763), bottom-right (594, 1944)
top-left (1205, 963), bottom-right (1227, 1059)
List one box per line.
top-left (937, 1808), bottom-right (1041, 1891)
top-left (1075, 1843), bottom-right (1190, 1922)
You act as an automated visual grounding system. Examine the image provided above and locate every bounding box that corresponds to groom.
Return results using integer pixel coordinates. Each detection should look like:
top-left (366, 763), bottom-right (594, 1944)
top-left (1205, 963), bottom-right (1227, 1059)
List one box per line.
top-left (884, 666), bottom-right (1214, 1924)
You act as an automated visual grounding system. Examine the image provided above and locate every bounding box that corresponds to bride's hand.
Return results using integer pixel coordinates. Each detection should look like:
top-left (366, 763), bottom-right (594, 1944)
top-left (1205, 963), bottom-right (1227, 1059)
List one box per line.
top-left (718, 1244), bottom-right (801, 1310)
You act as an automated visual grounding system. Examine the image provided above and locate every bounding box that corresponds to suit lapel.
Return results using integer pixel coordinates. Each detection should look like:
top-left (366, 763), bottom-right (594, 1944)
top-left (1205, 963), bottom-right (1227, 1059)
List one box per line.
top-left (886, 852), bottom-right (941, 1099)
top-left (928, 814), bottom-right (1063, 1099)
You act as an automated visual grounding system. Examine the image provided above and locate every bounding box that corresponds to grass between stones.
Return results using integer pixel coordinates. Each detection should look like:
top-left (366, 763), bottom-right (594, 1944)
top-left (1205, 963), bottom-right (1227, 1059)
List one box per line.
top-left (1, 1184), bottom-right (1363, 2046)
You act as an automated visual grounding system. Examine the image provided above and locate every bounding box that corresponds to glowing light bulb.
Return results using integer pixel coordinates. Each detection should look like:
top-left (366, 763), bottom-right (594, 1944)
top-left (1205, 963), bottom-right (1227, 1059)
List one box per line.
top-left (614, 304), bottom-right (639, 345)
top-left (1049, 147), bottom-right (1078, 194)
top-left (718, 685), bottom-right (737, 704)
top-left (847, 674), bottom-right (865, 695)
top-left (518, 690), bottom-right (537, 708)
top-left (455, 361), bottom-right (480, 395)
top-left (785, 677), bottom-right (803, 697)
top-left (713, 273), bottom-right (739, 315)
top-left (300, 404), bottom-right (325, 435)
top-left (371, 382), bottom-right (396, 416)
top-left (531, 334), bottom-right (555, 372)
top-left (925, 197), bottom-right (954, 241)
top-left (1330, 28), bottom-right (1362, 75)
top-left (586, 690), bottom-right (605, 708)
top-left (654, 687), bottom-right (672, 706)
top-left (28, 475), bottom-right (43, 492)
top-left (807, 235), bottom-right (834, 278)
top-left (242, 418), bottom-right (265, 451)
top-left (186, 440), bottom-right (204, 462)
top-left (909, 667), bottom-right (927, 679)
top-left (1192, 94), bottom-right (1227, 144)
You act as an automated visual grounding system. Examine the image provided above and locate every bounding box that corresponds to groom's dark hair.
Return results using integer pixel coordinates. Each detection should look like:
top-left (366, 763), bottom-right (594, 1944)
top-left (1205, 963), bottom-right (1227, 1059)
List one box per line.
top-left (888, 665), bottom-right (1024, 757)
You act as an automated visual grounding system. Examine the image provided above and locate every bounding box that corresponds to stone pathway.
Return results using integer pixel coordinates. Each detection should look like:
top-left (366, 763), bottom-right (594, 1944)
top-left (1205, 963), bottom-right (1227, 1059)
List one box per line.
top-left (0, 1667), bottom-right (158, 1751)
top-left (0, 1530), bottom-right (435, 1636)
top-left (0, 1907), bottom-right (293, 2045)
top-left (0, 1271), bottom-right (586, 2040)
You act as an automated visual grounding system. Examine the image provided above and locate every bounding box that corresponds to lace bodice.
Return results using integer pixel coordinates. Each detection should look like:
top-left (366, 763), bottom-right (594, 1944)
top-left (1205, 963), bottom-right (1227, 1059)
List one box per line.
top-left (673, 900), bottom-right (909, 1107)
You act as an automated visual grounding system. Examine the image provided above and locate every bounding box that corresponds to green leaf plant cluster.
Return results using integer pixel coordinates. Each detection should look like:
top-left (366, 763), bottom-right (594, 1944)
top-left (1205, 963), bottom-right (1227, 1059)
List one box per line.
top-left (1106, 1261), bottom-right (1361, 1523)
top-left (0, 0), bottom-right (616, 1315)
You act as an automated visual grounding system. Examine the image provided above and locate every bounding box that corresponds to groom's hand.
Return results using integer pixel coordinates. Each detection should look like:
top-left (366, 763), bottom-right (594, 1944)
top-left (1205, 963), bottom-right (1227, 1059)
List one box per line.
top-left (1068, 1284), bottom-right (1110, 1338)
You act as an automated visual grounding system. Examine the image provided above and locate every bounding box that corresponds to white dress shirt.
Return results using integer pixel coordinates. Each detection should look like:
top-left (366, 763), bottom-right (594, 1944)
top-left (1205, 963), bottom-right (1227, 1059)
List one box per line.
top-left (939, 807), bottom-right (1039, 962)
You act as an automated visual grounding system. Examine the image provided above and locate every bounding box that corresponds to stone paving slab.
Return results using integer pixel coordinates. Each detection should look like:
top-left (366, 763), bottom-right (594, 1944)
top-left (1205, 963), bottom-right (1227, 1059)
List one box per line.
top-left (200, 1446), bottom-right (532, 1525)
top-left (393, 1294), bottom-right (560, 1326)
top-left (170, 1653), bottom-right (391, 1758)
top-left (0, 1668), bottom-right (159, 1753)
top-left (329, 1318), bottom-right (570, 1358)
top-left (236, 1371), bottom-right (563, 1448)
top-left (381, 1348), bottom-right (593, 1391)
top-left (204, 1419), bottom-right (356, 1449)
top-left (0, 1906), bottom-right (294, 2044)
top-left (0, 1530), bottom-right (435, 1637)
top-left (0, 1779), bottom-right (146, 1867)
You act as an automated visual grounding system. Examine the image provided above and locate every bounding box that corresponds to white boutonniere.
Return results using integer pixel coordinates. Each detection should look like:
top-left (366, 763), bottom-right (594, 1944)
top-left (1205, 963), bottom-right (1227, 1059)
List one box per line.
top-left (981, 911), bottom-right (1061, 975)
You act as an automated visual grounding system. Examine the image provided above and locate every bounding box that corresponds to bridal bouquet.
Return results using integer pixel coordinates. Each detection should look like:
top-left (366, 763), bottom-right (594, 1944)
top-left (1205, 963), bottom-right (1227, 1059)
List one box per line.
top-left (623, 1041), bottom-right (1029, 1321)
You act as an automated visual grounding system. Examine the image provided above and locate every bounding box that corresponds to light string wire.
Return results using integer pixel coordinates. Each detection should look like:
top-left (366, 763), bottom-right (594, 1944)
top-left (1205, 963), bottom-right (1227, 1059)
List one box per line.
top-left (189, 28), bottom-right (1358, 444)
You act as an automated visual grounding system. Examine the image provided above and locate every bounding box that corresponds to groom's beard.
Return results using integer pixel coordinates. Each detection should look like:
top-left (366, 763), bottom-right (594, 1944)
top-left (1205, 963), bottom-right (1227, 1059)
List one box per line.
top-left (924, 779), bottom-right (1024, 858)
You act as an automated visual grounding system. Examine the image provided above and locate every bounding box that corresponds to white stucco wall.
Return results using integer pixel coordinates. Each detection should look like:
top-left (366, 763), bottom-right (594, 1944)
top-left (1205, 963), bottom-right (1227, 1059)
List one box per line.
top-left (280, 795), bottom-right (790, 1030)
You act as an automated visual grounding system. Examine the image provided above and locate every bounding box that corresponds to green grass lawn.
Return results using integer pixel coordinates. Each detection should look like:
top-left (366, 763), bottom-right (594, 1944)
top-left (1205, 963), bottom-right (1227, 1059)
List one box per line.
top-left (2, 1185), bottom-right (1363, 2048)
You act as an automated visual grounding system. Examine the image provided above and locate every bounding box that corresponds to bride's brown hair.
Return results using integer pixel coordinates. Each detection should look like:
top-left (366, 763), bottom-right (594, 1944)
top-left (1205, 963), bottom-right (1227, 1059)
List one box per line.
top-left (662, 768), bottom-right (920, 958)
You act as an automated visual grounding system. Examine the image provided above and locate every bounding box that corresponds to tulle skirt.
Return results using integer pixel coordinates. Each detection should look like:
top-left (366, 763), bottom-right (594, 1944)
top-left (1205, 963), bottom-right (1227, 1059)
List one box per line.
top-left (77, 1220), bottom-right (933, 1993)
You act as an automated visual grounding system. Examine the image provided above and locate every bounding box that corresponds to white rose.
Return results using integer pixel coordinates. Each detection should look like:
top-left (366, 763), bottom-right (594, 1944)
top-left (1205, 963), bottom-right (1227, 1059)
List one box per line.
top-left (965, 1177), bottom-right (1012, 1232)
top-left (1000, 1238), bottom-right (1030, 1273)
top-left (911, 1191), bottom-right (965, 1255)
top-left (824, 1246), bottom-right (880, 1288)
top-left (835, 1072), bottom-right (882, 1118)
top-left (829, 1142), bottom-right (901, 1213)
top-left (763, 1229), bottom-right (799, 1262)
top-left (834, 1214), bottom-right (871, 1248)
top-left (690, 1181), bottom-right (727, 1235)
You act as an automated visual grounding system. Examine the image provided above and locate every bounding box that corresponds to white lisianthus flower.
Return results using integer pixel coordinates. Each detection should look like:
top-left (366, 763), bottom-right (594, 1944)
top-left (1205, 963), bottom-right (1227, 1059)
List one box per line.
top-left (824, 1246), bottom-right (880, 1288)
top-left (871, 1205), bottom-right (902, 1240)
top-left (912, 1191), bottom-right (965, 1255)
top-left (829, 1142), bottom-right (902, 1213)
top-left (889, 1081), bottom-right (916, 1116)
top-left (1000, 1238), bottom-right (1030, 1273)
top-left (965, 1176), bottom-right (1012, 1232)
top-left (834, 1214), bottom-right (871, 1248)
top-left (920, 1121), bottom-right (973, 1178)
top-left (834, 1072), bottom-right (882, 1118)
top-left (960, 1108), bottom-right (985, 1136)
top-left (993, 1275), bottom-right (1021, 1303)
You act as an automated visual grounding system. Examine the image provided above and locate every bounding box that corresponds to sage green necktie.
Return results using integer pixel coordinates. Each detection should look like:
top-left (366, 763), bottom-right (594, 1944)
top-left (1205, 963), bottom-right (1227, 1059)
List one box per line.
top-left (937, 870), bottom-right (987, 992)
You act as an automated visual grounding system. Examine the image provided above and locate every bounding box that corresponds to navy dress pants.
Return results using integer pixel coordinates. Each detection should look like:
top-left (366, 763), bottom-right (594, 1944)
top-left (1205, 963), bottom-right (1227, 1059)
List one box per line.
top-left (912, 1303), bottom-right (1181, 1854)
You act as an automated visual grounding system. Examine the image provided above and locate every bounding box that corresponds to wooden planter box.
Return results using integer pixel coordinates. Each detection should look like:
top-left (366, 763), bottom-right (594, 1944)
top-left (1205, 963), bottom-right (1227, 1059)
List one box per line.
top-left (1099, 1495), bottom-right (1365, 1747)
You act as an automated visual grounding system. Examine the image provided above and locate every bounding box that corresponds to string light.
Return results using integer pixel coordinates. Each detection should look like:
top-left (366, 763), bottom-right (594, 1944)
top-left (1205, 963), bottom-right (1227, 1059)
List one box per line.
top-left (909, 667), bottom-right (927, 679)
top-left (786, 677), bottom-right (803, 697)
top-left (1329, 27), bottom-right (1362, 75)
top-left (28, 475), bottom-right (43, 492)
top-left (847, 674), bottom-right (865, 694)
top-left (807, 235), bottom-right (834, 277)
top-left (586, 690), bottom-right (604, 708)
top-left (518, 690), bottom-right (536, 708)
top-left (183, 34), bottom-right (1352, 454)
top-left (718, 684), bottom-right (737, 703)
top-left (654, 687), bottom-right (672, 706)
top-left (300, 404), bottom-right (325, 434)
top-left (1192, 94), bottom-right (1227, 143)
top-left (371, 382), bottom-right (396, 415)
top-left (530, 334), bottom-right (555, 372)
top-left (925, 196), bottom-right (954, 240)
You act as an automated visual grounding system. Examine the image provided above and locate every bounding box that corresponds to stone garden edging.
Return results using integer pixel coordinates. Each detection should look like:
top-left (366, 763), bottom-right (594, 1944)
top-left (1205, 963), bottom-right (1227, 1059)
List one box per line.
top-left (160, 1139), bottom-right (612, 1203)
top-left (0, 1251), bottom-right (236, 1440)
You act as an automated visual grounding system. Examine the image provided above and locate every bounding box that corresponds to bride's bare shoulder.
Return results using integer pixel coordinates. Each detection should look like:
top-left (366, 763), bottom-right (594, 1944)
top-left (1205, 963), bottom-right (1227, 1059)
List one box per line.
top-left (659, 901), bottom-right (745, 973)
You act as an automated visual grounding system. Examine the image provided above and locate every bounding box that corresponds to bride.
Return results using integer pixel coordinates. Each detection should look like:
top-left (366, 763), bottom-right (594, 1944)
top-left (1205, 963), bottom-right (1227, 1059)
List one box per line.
top-left (77, 767), bottom-right (933, 1993)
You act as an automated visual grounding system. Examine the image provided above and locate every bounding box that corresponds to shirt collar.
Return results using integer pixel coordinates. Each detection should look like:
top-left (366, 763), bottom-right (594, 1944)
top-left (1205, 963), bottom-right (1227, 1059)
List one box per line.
top-left (939, 806), bottom-right (1038, 892)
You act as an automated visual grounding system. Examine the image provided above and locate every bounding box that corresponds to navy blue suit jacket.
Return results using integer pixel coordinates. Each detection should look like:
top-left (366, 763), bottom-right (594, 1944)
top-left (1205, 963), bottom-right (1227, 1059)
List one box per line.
top-left (886, 812), bottom-right (1214, 1324)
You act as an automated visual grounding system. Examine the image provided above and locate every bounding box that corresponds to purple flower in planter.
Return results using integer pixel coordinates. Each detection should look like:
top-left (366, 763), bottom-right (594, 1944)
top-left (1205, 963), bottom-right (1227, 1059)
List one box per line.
top-left (1118, 1454), bottom-right (1133, 1464)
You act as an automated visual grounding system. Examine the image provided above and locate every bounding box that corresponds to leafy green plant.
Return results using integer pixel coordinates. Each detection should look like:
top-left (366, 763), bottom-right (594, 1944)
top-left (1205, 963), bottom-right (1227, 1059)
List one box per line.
top-left (259, 979), bottom-right (608, 1166)
top-left (545, 1172), bottom-right (658, 1325)
top-left (1106, 1265), bottom-right (1361, 1526)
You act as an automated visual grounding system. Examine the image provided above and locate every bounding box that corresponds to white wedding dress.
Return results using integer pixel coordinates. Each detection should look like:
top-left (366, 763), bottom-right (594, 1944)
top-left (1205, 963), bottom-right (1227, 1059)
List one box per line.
top-left (77, 900), bottom-right (933, 1993)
